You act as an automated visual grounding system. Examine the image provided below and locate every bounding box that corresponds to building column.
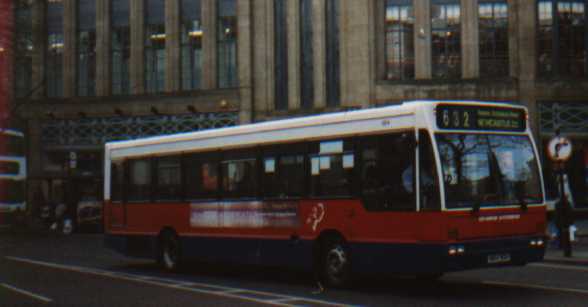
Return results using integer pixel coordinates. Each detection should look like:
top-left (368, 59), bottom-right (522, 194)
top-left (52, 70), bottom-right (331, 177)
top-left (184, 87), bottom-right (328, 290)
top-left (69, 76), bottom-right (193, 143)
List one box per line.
top-left (238, 0), bottom-right (253, 123)
top-left (517, 0), bottom-right (539, 139)
top-left (96, 0), bottom-right (111, 96)
top-left (26, 118), bottom-right (43, 214)
top-left (63, 0), bottom-right (77, 97)
top-left (31, 0), bottom-right (46, 99)
top-left (253, 0), bottom-right (273, 115)
top-left (340, 0), bottom-right (371, 108)
top-left (414, 0), bottom-right (432, 80)
top-left (286, 0), bottom-right (301, 110)
top-left (508, 0), bottom-right (519, 78)
top-left (26, 117), bottom-right (42, 175)
top-left (312, 0), bottom-right (326, 109)
top-left (202, 0), bottom-right (217, 90)
top-left (165, 0), bottom-right (181, 92)
top-left (461, 0), bottom-right (479, 79)
top-left (130, 0), bottom-right (145, 95)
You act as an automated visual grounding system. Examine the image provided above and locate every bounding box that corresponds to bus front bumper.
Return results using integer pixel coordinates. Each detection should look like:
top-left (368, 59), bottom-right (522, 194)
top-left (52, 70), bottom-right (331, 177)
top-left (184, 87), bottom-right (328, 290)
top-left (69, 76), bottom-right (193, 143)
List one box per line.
top-left (350, 235), bottom-right (546, 275)
top-left (443, 236), bottom-right (546, 272)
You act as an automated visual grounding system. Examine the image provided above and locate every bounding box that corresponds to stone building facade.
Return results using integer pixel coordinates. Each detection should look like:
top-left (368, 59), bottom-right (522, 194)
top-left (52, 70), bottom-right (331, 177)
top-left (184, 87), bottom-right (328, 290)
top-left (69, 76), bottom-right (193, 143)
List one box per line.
top-left (11, 0), bottom-right (588, 210)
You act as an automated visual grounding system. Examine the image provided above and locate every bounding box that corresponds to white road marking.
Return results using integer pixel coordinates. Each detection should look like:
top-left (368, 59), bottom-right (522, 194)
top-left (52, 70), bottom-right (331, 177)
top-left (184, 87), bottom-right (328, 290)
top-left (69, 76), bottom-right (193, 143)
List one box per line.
top-left (482, 280), bottom-right (588, 296)
top-left (530, 262), bottom-right (588, 272)
top-left (174, 282), bottom-right (197, 287)
top-left (5, 256), bottom-right (357, 307)
top-left (221, 289), bottom-right (246, 294)
top-left (267, 298), bottom-right (298, 304)
top-left (1, 283), bottom-right (53, 303)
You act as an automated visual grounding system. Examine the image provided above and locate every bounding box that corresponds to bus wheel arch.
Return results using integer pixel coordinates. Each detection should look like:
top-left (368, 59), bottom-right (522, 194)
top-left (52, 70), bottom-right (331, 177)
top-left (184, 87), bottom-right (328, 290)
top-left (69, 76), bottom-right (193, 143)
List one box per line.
top-left (314, 230), bottom-right (352, 288)
top-left (157, 227), bottom-right (182, 272)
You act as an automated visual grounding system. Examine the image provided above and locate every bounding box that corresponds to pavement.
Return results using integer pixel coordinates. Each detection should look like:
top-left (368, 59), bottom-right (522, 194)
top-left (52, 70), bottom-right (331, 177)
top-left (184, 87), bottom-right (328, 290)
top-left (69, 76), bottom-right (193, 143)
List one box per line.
top-left (544, 235), bottom-right (588, 266)
top-left (542, 217), bottom-right (588, 265)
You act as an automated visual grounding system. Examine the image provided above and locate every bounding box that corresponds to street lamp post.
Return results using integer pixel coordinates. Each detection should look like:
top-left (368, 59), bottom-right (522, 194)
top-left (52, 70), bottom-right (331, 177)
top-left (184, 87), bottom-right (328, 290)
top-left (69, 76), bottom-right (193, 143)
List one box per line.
top-left (557, 162), bottom-right (572, 257)
top-left (547, 129), bottom-right (573, 258)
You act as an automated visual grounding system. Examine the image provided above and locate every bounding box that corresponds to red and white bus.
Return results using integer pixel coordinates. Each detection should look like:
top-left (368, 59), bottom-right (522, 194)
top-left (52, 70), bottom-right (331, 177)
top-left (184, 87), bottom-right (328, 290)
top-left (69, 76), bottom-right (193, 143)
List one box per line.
top-left (0, 129), bottom-right (27, 229)
top-left (104, 101), bottom-right (546, 287)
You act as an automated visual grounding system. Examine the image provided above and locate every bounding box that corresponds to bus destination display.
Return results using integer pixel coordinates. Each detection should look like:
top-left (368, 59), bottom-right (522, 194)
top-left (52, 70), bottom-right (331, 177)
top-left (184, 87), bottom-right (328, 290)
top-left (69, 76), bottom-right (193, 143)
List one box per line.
top-left (436, 105), bottom-right (526, 132)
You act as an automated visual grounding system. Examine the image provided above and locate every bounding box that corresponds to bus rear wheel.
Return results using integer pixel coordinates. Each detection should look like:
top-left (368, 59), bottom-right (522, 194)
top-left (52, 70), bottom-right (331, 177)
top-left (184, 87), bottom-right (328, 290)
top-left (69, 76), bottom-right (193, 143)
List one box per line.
top-left (159, 231), bottom-right (182, 272)
top-left (320, 238), bottom-right (352, 288)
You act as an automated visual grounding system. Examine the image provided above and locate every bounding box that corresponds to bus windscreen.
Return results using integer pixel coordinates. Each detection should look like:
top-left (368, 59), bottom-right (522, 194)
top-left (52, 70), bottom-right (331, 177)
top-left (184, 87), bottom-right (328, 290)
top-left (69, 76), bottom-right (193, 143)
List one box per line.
top-left (436, 134), bottom-right (542, 209)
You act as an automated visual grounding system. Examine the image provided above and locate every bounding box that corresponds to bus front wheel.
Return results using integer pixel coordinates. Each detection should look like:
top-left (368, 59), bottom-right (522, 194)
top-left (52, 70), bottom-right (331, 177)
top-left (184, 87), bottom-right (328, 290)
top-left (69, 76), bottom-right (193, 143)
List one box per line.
top-left (159, 231), bottom-right (182, 272)
top-left (321, 238), bottom-right (352, 288)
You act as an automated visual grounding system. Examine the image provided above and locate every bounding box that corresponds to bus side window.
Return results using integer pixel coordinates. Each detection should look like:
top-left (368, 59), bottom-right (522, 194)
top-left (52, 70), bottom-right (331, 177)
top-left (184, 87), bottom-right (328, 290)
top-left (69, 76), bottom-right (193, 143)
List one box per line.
top-left (155, 156), bottom-right (182, 202)
top-left (221, 152), bottom-right (258, 199)
top-left (111, 160), bottom-right (125, 203)
top-left (185, 154), bottom-right (219, 200)
top-left (278, 154), bottom-right (306, 197)
top-left (309, 139), bottom-right (354, 197)
top-left (263, 142), bottom-right (308, 199)
top-left (360, 133), bottom-right (416, 211)
top-left (419, 130), bottom-right (441, 211)
top-left (262, 156), bottom-right (280, 198)
top-left (127, 159), bottom-right (152, 202)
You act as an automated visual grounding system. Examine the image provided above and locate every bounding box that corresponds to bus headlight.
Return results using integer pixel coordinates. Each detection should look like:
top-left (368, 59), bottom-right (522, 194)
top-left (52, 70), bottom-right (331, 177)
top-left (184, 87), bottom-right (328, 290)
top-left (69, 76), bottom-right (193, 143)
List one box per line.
top-left (449, 245), bottom-right (465, 256)
top-left (530, 238), bottom-right (544, 247)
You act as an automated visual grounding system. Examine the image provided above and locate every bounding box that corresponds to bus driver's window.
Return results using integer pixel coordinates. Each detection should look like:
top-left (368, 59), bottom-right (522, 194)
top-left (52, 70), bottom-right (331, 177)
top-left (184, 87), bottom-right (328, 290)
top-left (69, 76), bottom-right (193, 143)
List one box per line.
top-left (361, 132), bottom-right (416, 211)
top-left (419, 130), bottom-right (440, 211)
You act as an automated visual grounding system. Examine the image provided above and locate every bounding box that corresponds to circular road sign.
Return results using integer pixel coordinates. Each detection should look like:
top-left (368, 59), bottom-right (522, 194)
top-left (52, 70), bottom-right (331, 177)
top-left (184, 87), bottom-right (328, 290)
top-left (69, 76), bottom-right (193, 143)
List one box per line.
top-left (547, 136), bottom-right (573, 162)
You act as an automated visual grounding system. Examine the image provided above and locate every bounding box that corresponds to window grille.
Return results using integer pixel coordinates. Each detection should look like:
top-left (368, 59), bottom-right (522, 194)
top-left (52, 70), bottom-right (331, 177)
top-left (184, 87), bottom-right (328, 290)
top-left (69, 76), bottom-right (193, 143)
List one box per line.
top-left (540, 102), bottom-right (588, 134)
top-left (41, 112), bottom-right (238, 146)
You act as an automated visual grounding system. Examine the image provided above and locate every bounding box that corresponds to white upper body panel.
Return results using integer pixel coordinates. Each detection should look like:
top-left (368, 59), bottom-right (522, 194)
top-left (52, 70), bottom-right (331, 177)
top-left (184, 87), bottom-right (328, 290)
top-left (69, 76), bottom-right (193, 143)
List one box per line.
top-left (103, 100), bottom-right (531, 201)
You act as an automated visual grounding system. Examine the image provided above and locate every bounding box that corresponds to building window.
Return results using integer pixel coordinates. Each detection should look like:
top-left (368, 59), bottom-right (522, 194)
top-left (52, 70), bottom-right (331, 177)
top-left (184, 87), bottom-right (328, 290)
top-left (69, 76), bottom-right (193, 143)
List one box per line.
top-left (479, 1), bottom-right (508, 78)
top-left (274, 0), bottom-right (288, 110)
top-left (181, 0), bottom-right (202, 91)
top-left (431, 0), bottom-right (461, 79)
top-left (145, 0), bottom-right (166, 93)
top-left (47, 0), bottom-right (64, 98)
top-left (538, 1), bottom-right (555, 75)
top-left (326, 0), bottom-right (341, 107)
top-left (77, 0), bottom-right (96, 96)
top-left (14, 1), bottom-right (33, 98)
top-left (300, 0), bottom-right (314, 109)
top-left (112, 0), bottom-right (131, 95)
top-left (385, 0), bottom-right (415, 80)
top-left (538, 1), bottom-right (587, 78)
top-left (217, 0), bottom-right (238, 89)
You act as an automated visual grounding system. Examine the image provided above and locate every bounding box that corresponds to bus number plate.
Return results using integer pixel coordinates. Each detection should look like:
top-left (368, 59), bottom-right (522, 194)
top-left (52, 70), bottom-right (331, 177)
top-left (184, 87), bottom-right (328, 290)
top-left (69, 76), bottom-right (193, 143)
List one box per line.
top-left (487, 253), bottom-right (511, 264)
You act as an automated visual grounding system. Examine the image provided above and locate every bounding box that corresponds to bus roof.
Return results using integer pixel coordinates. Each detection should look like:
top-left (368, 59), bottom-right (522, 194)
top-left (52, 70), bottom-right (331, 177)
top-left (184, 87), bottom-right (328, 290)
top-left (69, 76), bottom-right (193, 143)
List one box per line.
top-left (106, 100), bottom-right (526, 160)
